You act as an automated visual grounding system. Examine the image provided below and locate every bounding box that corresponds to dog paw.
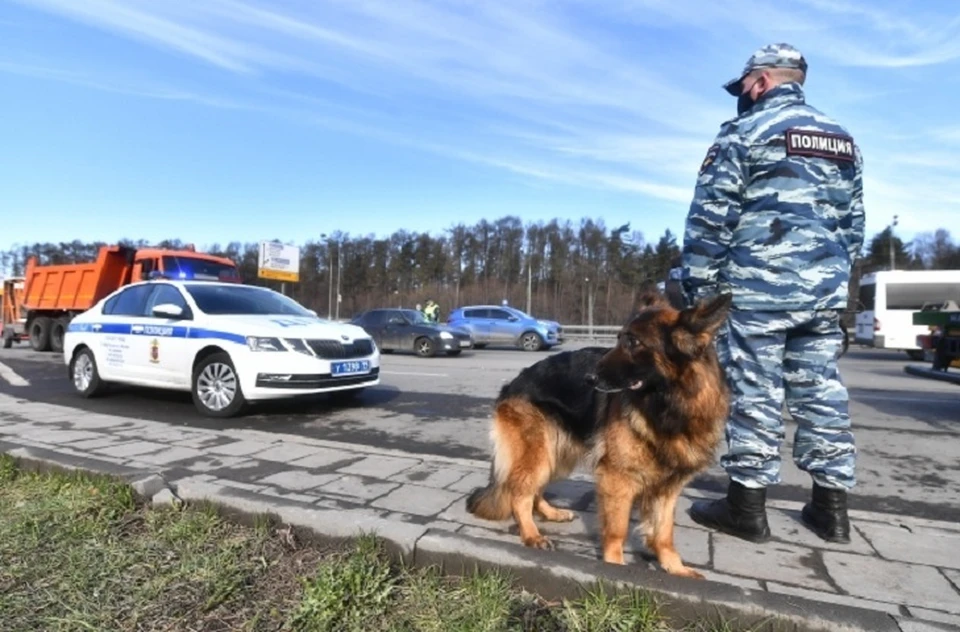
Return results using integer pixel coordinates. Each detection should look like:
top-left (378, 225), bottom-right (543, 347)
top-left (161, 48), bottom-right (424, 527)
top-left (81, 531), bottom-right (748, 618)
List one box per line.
top-left (523, 535), bottom-right (554, 550)
top-left (668, 566), bottom-right (705, 580)
top-left (552, 509), bottom-right (576, 522)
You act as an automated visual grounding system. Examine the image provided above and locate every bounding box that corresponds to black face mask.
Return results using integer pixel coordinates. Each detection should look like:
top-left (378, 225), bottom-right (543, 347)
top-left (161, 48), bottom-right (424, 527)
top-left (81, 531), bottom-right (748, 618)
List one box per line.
top-left (737, 78), bottom-right (761, 116)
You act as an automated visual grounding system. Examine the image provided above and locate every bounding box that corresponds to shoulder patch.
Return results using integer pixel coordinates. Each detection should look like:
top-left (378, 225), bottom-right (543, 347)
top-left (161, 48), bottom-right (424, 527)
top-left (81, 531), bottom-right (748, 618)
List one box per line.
top-left (699, 144), bottom-right (720, 175)
top-left (785, 129), bottom-right (855, 162)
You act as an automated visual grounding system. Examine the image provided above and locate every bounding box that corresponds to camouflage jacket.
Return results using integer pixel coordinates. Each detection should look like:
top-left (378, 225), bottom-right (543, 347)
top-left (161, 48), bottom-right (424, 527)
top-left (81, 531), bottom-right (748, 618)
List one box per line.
top-left (680, 83), bottom-right (865, 311)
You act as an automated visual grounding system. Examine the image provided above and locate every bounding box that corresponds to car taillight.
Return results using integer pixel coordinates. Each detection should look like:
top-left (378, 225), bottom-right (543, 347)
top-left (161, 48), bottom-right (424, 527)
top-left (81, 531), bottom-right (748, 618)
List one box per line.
top-left (873, 318), bottom-right (881, 332)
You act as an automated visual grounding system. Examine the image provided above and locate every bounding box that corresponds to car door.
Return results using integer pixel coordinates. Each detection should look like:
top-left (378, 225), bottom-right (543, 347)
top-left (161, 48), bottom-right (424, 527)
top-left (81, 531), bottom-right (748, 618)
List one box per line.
top-left (383, 311), bottom-right (407, 350)
top-left (462, 308), bottom-right (492, 344)
top-left (487, 308), bottom-right (518, 344)
top-left (93, 284), bottom-right (155, 381)
top-left (137, 283), bottom-right (194, 386)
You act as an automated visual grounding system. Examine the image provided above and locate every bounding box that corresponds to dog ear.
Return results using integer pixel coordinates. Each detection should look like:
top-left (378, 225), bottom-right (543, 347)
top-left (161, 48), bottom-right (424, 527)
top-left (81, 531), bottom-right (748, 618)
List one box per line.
top-left (635, 290), bottom-right (668, 311)
top-left (682, 293), bottom-right (732, 335)
top-left (674, 293), bottom-right (732, 354)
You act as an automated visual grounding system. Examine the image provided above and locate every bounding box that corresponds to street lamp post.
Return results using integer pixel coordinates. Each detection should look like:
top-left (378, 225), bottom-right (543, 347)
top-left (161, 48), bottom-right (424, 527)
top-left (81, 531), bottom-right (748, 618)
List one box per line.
top-left (889, 215), bottom-right (899, 271)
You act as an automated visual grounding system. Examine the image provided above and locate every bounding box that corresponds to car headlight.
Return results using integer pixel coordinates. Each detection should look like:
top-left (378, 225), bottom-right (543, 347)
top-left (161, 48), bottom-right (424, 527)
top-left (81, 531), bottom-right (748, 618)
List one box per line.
top-left (246, 336), bottom-right (286, 352)
top-left (439, 331), bottom-right (454, 339)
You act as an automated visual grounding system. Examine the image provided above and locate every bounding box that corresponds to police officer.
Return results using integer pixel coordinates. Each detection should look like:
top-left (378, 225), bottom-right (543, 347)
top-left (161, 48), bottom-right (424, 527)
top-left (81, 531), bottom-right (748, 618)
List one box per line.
top-left (680, 44), bottom-right (866, 544)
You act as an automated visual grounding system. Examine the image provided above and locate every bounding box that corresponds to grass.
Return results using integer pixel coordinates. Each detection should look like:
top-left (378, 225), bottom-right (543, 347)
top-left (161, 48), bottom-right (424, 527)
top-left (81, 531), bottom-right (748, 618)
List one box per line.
top-left (0, 454), bottom-right (759, 632)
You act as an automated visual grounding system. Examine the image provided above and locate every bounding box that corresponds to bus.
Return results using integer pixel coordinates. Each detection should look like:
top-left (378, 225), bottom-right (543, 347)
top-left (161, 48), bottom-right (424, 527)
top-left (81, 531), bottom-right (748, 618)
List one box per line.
top-left (855, 270), bottom-right (960, 359)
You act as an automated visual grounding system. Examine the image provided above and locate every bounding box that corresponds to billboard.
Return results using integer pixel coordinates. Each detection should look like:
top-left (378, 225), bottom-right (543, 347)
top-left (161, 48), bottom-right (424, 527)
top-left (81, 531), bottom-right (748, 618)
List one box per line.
top-left (258, 241), bottom-right (300, 283)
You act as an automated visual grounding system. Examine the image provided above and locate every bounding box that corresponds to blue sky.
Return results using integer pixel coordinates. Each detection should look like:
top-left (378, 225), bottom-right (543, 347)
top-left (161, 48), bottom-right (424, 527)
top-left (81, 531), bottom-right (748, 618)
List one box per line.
top-left (2, 0), bottom-right (959, 255)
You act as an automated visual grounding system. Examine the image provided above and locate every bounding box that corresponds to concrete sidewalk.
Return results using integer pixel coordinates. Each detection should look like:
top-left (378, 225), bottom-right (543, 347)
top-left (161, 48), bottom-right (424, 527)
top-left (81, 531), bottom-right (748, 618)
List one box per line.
top-left (0, 393), bottom-right (957, 632)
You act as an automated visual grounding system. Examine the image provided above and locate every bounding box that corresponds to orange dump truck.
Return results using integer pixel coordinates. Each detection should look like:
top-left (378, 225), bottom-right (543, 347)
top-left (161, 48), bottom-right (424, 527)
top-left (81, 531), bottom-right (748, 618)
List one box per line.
top-left (1, 277), bottom-right (27, 349)
top-left (3, 244), bottom-right (240, 352)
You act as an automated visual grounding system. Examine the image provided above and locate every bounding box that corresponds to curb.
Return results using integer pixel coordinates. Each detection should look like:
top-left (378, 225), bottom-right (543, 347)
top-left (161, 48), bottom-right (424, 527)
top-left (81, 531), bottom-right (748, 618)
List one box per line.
top-left (0, 442), bottom-right (908, 632)
top-left (904, 365), bottom-right (960, 385)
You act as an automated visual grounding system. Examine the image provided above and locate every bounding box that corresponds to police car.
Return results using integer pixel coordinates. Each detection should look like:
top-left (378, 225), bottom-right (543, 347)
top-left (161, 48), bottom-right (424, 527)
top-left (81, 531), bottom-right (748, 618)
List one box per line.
top-left (63, 280), bottom-right (380, 418)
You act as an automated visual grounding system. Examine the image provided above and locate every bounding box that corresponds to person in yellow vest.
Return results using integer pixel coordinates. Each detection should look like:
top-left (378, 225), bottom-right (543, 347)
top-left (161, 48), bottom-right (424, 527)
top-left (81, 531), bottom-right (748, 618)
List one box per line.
top-left (423, 299), bottom-right (439, 322)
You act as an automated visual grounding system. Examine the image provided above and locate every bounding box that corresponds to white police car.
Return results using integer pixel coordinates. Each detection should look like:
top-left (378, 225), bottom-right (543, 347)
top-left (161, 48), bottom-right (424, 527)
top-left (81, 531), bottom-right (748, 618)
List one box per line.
top-left (63, 280), bottom-right (380, 418)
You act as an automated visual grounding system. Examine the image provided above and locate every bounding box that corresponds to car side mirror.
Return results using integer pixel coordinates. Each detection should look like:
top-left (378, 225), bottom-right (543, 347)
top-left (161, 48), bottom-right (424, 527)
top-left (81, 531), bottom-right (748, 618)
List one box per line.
top-left (508, 316), bottom-right (519, 321)
top-left (153, 303), bottom-right (185, 319)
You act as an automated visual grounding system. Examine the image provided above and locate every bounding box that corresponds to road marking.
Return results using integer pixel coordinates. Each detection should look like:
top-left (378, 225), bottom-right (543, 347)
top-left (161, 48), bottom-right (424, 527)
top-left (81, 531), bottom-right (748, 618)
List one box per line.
top-left (0, 361), bottom-right (30, 387)
top-left (381, 370), bottom-right (449, 378)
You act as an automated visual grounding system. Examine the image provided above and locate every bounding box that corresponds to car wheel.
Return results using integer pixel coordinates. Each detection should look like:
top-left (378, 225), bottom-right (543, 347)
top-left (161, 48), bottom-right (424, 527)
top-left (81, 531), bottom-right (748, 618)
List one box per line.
top-left (906, 350), bottom-right (925, 361)
top-left (414, 337), bottom-right (436, 357)
top-left (473, 344), bottom-right (487, 350)
top-left (520, 331), bottom-right (544, 352)
top-left (70, 347), bottom-right (108, 398)
top-left (192, 352), bottom-right (247, 418)
top-left (2, 331), bottom-right (12, 349)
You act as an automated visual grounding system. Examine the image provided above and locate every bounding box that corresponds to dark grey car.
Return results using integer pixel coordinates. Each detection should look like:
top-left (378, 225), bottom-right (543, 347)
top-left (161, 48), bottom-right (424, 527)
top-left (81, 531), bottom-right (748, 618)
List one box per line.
top-left (350, 308), bottom-right (473, 357)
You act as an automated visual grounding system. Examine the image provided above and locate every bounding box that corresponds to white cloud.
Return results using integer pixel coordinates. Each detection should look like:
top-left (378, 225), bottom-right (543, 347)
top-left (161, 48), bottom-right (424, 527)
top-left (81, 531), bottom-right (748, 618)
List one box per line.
top-left (4, 0), bottom-right (959, 239)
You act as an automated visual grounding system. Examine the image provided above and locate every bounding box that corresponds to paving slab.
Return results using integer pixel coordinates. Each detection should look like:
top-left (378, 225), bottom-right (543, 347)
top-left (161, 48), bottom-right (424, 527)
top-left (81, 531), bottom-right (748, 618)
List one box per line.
top-left (712, 533), bottom-right (835, 591)
top-left (289, 446), bottom-right (363, 470)
top-left (445, 469), bottom-right (490, 493)
top-left (256, 469), bottom-right (342, 492)
top-left (253, 443), bottom-right (324, 463)
top-left (858, 522), bottom-right (960, 570)
top-left (337, 454), bottom-right (420, 478)
top-left (94, 441), bottom-right (167, 458)
top-left (206, 440), bottom-right (276, 457)
top-left (823, 551), bottom-right (960, 613)
top-left (389, 462), bottom-right (475, 489)
top-left (371, 483), bottom-right (464, 516)
top-left (317, 474), bottom-right (400, 501)
top-left (135, 446), bottom-right (204, 466)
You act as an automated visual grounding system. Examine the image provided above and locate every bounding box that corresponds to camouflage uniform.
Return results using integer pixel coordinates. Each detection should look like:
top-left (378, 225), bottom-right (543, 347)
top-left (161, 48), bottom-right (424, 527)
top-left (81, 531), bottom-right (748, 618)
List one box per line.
top-left (681, 44), bottom-right (866, 492)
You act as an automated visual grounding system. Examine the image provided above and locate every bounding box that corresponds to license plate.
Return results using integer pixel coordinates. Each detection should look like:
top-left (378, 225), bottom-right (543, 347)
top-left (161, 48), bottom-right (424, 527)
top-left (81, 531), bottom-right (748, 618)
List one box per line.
top-left (459, 340), bottom-right (470, 347)
top-left (331, 360), bottom-right (370, 376)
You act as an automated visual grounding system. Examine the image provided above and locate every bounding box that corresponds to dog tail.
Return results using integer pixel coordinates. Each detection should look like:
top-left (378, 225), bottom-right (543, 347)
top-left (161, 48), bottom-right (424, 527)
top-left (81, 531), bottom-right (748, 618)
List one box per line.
top-left (465, 467), bottom-right (511, 521)
top-left (465, 403), bottom-right (515, 521)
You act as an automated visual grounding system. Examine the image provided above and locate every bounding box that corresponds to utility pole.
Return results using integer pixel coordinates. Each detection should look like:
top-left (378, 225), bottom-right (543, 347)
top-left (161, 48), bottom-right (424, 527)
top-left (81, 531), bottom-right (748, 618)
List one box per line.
top-left (525, 253), bottom-right (532, 315)
top-left (321, 233), bottom-right (332, 320)
top-left (335, 242), bottom-right (342, 320)
top-left (889, 215), bottom-right (899, 271)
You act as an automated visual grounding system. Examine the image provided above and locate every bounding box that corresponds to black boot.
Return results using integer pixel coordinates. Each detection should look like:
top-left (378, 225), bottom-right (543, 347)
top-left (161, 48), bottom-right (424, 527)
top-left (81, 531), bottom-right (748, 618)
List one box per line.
top-left (801, 484), bottom-right (851, 543)
top-left (689, 481), bottom-right (771, 543)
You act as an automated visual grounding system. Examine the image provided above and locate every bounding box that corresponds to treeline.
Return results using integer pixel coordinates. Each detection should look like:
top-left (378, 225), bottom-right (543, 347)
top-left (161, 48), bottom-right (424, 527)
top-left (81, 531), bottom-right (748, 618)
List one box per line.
top-left (2, 218), bottom-right (958, 325)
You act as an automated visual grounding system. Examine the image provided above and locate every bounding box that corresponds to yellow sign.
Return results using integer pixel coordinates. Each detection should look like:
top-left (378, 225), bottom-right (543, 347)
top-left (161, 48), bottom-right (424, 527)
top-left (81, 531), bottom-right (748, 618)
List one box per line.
top-left (257, 267), bottom-right (300, 282)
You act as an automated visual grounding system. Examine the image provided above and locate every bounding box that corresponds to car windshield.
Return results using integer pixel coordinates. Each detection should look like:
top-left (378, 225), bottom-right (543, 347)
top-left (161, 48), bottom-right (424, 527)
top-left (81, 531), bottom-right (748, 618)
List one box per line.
top-left (401, 309), bottom-right (430, 324)
top-left (184, 284), bottom-right (315, 316)
top-left (162, 255), bottom-right (240, 281)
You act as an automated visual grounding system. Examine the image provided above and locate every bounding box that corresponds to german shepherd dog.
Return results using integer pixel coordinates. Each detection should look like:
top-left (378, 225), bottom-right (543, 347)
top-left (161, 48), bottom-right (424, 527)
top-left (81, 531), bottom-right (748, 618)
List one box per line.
top-left (466, 292), bottom-right (732, 579)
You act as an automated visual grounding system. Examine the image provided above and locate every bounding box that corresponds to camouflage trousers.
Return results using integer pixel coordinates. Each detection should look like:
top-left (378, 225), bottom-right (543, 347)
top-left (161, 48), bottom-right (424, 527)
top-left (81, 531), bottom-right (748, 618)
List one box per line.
top-left (714, 309), bottom-right (856, 490)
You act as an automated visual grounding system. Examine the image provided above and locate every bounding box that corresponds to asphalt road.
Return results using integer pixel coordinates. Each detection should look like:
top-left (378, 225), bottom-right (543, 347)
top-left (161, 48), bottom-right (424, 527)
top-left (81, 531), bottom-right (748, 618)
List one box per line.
top-left (1, 341), bottom-right (958, 522)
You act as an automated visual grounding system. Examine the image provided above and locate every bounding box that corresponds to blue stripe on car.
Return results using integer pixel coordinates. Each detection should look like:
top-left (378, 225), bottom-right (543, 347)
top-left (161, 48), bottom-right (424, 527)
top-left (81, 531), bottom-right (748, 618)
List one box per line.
top-left (67, 322), bottom-right (246, 344)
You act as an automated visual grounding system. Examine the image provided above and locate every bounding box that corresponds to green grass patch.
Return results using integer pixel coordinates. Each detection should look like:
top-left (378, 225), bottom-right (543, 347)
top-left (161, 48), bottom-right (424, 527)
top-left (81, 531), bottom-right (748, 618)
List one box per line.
top-left (0, 454), bottom-right (758, 632)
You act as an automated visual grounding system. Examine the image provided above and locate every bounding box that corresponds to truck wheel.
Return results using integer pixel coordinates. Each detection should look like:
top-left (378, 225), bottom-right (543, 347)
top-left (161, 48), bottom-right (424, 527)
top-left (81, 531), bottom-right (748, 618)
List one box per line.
top-left (50, 318), bottom-right (68, 353)
top-left (70, 347), bottom-right (108, 397)
top-left (30, 317), bottom-right (52, 352)
top-left (192, 352), bottom-right (247, 418)
top-left (2, 334), bottom-right (12, 349)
